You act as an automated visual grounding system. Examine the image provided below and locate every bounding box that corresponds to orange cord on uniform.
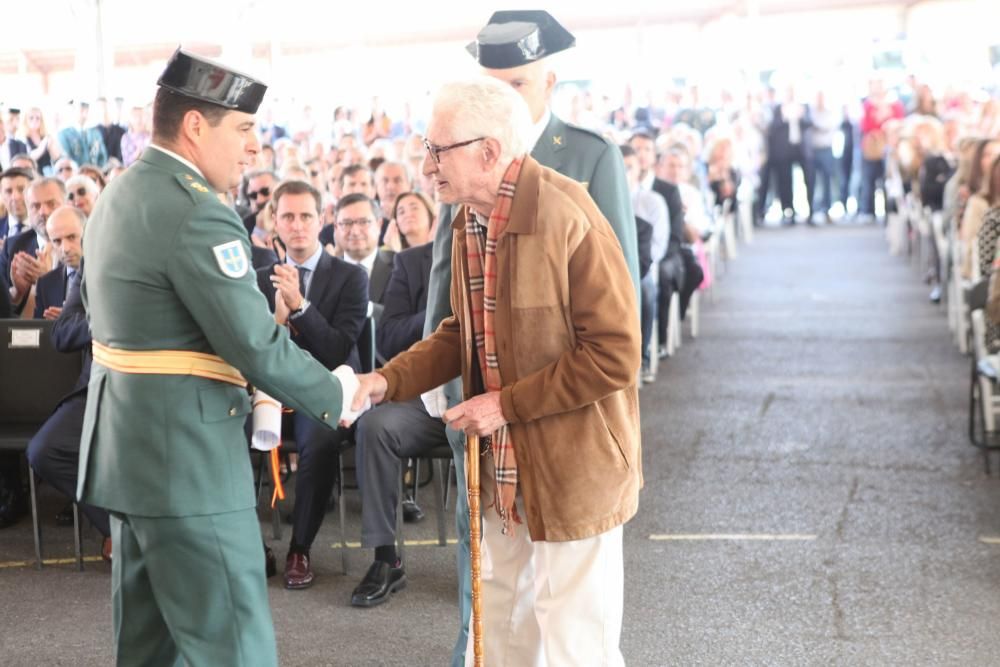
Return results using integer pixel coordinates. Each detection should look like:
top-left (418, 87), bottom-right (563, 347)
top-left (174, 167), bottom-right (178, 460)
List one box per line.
top-left (270, 445), bottom-right (285, 507)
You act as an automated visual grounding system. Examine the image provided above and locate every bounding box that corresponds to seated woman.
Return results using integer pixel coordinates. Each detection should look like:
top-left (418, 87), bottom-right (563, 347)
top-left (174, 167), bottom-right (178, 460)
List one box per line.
top-left (961, 139), bottom-right (1000, 278)
top-left (383, 191), bottom-right (436, 252)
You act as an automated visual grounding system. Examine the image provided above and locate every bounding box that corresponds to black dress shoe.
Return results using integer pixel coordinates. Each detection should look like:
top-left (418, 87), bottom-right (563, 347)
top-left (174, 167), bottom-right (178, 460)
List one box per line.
top-left (402, 498), bottom-right (424, 523)
top-left (351, 560), bottom-right (406, 607)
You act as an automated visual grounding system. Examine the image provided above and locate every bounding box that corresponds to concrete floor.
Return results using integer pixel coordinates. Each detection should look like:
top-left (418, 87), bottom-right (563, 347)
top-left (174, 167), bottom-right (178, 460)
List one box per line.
top-left (3, 222), bottom-right (1000, 666)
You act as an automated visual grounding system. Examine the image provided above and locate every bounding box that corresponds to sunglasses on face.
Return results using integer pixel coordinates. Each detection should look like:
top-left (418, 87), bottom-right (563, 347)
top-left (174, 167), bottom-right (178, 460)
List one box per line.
top-left (248, 187), bottom-right (271, 200)
top-left (59, 166), bottom-right (73, 173)
top-left (67, 187), bottom-right (88, 201)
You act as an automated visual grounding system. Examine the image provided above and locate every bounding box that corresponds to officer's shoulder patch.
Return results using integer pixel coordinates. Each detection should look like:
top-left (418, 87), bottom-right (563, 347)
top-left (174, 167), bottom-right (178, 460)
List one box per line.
top-left (563, 121), bottom-right (610, 145)
top-left (212, 240), bottom-right (249, 279)
top-left (174, 172), bottom-right (214, 201)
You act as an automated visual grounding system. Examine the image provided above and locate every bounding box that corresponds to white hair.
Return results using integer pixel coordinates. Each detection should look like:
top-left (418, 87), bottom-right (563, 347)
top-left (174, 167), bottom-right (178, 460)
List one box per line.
top-left (65, 174), bottom-right (100, 198)
top-left (432, 77), bottom-right (533, 165)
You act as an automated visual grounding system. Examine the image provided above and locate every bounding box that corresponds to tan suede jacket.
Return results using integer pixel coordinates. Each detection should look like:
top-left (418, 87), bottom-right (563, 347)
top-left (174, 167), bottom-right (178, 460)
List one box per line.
top-left (378, 156), bottom-right (642, 542)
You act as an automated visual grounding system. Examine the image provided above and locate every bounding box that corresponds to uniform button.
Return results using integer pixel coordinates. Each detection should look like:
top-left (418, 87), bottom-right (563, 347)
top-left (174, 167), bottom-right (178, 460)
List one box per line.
top-left (322, 411), bottom-right (330, 421)
top-left (228, 407), bottom-right (237, 417)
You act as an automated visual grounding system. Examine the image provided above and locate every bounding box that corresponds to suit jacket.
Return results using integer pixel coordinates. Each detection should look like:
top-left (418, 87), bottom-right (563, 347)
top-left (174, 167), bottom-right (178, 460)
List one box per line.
top-left (255, 251), bottom-right (368, 373)
top-left (0, 269), bottom-right (10, 317)
top-left (380, 156), bottom-right (641, 542)
top-left (251, 245), bottom-right (278, 271)
top-left (650, 178), bottom-right (686, 256)
top-left (368, 248), bottom-right (396, 321)
top-left (0, 228), bottom-right (39, 308)
top-left (51, 263), bottom-right (91, 399)
top-left (79, 146), bottom-right (345, 517)
top-left (1, 138), bottom-right (28, 169)
top-left (424, 111), bottom-right (639, 409)
top-left (0, 215), bottom-right (27, 241)
top-left (34, 265), bottom-right (70, 319)
top-left (376, 242), bottom-right (432, 361)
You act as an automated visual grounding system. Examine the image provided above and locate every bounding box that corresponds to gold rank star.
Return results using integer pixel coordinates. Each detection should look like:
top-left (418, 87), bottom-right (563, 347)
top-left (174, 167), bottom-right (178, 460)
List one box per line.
top-left (191, 182), bottom-right (209, 193)
top-left (553, 136), bottom-right (563, 146)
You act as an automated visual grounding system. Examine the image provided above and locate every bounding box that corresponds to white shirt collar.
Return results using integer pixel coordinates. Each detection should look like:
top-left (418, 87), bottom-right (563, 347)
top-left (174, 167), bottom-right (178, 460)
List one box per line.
top-left (286, 244), bottom-right (323, 273)
top-left (641, 172), bottom-right (655, 191)
top-left (529, 108), bottom-right (552, 153)
top-left (343, 248), bottom-right (378, 275)
top-left (148, 144), bottom-right (207, 181)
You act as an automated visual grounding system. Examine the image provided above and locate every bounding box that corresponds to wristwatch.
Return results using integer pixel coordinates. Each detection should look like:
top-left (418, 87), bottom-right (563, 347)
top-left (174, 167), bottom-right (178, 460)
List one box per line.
top-left (290, 299), bottom-right (310, 319)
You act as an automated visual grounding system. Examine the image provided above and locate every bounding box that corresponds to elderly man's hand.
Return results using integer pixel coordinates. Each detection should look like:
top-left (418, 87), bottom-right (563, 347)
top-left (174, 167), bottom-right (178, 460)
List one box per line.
top-left (340, 372), bottom-right (388, 427)
top-left (443, 392), bottom-right (507, 436)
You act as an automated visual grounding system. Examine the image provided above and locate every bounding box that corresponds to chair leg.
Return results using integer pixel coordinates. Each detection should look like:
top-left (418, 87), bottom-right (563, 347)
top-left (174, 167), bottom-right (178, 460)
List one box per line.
top-left (72, 503), bottom-right (83, 572)
top-left (29, 472), bottom-right (42, 570)
top-left (395, 475), bottom-right (405, 564)
top-left (338, 451), bottom-right (348, 575)
top-left (435, 459), bottom-right (447, 546)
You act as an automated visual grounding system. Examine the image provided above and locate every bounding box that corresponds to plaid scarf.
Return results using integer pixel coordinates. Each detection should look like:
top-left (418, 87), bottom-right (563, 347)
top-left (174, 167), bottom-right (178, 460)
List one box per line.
top-left (465, 156), bottom-right (524, 535)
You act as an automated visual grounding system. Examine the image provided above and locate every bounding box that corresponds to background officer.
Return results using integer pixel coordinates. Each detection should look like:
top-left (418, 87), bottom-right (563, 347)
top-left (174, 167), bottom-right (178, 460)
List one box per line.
top-left (424, 11), bottom-right (641, 666)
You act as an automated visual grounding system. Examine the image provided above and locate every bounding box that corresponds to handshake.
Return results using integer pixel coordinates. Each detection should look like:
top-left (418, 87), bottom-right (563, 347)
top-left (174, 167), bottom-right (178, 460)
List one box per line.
top-left (250, 366), bottom-right (388, 451)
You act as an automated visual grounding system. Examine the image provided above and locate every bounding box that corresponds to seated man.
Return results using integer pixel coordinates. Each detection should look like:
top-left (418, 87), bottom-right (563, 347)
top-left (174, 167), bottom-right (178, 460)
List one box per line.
top-left (254, 179), bottom-right (368, 590)
top-left (34, 206), bottom-right (85, 319)
top-left (332, 193), bottom-right (395, 325)
top-left (26, 262), bottom-right (112, 559)
top-left (2, 176), bottom-right (66, 315)
top-left (351, 233), bottom-right (442, 608)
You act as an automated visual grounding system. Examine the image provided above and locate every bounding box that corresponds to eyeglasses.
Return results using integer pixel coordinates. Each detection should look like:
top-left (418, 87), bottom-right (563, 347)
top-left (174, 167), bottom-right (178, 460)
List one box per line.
top-left (67, 187), bottom-right (88, 201)
top-left (335, 218), bottom-right (374, 230)
top-left (423, 137), bottom-right (486, 165)
top-left (247, 187), bottom-right (271, 200)
top-left (58, 166), bottom-right (74, 173)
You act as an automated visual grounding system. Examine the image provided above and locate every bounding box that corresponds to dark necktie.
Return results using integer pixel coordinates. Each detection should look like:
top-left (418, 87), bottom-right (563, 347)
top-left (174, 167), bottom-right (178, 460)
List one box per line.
top-left (296, 266), bottom-right (309, 298)
top-left (11, 222), bottom-right (22, 237)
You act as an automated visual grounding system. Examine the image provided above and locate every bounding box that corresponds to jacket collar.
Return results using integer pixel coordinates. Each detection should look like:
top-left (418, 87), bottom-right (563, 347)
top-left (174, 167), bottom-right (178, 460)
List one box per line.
top-left (450, 156), bottom-right (541, 236)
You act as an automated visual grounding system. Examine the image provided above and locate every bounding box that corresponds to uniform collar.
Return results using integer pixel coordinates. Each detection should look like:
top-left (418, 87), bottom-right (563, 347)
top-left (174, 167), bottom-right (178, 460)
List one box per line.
top-left (148, 143), bottom-right (207, 181)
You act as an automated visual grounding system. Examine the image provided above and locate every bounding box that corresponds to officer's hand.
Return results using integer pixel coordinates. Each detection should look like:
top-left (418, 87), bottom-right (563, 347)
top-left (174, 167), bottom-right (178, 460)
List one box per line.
top-left (270, 264), bottom-right (303, 312)
top-left (443, 392), bottom-right (507, 437)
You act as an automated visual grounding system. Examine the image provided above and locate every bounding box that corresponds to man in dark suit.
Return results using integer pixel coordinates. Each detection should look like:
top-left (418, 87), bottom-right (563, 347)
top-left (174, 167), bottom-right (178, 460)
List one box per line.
top-left (33, 206), bottom-right (85, 319)
top-left (351, 240), bottom-right (447, 607)
top-left (254, 179), bottom-right (368, 589)
top-left (2, 176), bottom-right (65, 314)
top-left (0, 167), bottom-right (31, 245)
top-left (333, 192), bottom-right (394, 325)
top-left (26, 262), bottom-right (112, 559)
top-left (0, 109), bottom-right (28, 170)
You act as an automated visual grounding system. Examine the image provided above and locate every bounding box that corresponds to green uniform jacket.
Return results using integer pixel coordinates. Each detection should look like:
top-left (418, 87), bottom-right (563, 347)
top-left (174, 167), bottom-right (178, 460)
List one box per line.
top-left (79, 147), bottom-right (344, 517)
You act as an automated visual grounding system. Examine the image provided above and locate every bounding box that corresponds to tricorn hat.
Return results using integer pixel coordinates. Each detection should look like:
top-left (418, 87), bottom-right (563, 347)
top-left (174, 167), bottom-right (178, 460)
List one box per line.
top-left (466, 10), bottom-right (575, 69)
top-left (157, 48), bottom-right (267, 114)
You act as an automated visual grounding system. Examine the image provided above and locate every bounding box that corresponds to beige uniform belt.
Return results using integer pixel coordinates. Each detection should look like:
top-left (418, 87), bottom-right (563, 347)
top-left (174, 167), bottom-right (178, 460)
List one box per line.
top-left (92, 341), bottom-right (246, 387)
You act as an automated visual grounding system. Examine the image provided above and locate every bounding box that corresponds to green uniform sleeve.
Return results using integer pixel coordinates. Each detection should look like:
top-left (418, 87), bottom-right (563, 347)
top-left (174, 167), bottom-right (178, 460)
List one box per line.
top-left (166, 200), bottom-right (343, 428)
top-left (587, 142), bottom-right (641, 303)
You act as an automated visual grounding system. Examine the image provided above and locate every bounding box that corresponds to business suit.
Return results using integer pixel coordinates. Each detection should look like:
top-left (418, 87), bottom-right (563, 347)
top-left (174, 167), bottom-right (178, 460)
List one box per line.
top-left (0, 137), bottom-right (28, 170)
top-left (0, 214), bottom-right (27, 241)
top-left (26, 265), bottom-right (110, 538)
top-left (0, 227), bottom-right (38, 290)
top-left (81, 146), bottom-right (345, 666)
top-left (256, 251), bottom-right (368, 554)
top-left (33, 265), bottom-right (71, 319)
top-left (423, 110), bottom-right (639, 667)
top-left (368, 247), bottom-right (395, 324)
top-left (355, 241), bottom-right (451, 597)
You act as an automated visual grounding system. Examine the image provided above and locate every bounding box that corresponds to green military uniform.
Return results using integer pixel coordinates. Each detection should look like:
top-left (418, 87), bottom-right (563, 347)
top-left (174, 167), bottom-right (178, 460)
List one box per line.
top-left (428, 12), bottom-right (641, 666)
top-left (79, 50), bottom-right (343, 667)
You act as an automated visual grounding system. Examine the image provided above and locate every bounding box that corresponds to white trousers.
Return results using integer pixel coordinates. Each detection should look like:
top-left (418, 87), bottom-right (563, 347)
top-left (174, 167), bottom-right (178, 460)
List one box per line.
top-left (466, 461), bottom-right (625, 666)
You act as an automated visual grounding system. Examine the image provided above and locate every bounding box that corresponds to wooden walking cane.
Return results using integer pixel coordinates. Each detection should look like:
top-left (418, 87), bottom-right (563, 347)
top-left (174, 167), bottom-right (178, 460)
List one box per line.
top-left (466, 433), bottom-right (484, 666)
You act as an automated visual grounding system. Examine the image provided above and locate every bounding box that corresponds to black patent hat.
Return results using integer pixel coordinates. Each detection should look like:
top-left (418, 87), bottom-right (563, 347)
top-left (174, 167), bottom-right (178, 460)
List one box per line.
top-left (466, 10), bottom-right (575, 69)
top-left (157, 48), bottom-right (267, 114)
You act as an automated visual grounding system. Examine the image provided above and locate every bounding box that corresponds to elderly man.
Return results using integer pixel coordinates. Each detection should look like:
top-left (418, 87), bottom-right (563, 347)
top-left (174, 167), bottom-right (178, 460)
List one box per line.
top-left (2, 176), bottom-right (66, 314)
top-left (33, 205), bottom-right (85, 319)
top-left (352, 77), bottom-right (640, 665)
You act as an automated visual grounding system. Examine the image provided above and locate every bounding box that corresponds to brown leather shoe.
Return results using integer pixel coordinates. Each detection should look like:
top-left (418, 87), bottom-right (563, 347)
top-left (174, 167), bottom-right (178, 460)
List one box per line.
top-left (101, 536), bottom-right (112, 563)
top-left (284, 552), bottom-right (314, 589)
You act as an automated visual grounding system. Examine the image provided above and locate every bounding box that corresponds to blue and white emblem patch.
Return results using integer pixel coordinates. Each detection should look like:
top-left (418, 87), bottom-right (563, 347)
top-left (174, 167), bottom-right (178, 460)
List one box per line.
top-left (212, 241), bottom-right (249, 278)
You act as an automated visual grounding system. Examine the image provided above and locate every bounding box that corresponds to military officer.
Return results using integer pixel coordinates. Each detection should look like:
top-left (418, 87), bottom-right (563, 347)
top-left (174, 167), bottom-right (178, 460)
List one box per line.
top-left (424, 11), bottom-right (641, 666)
top-left (79, 49), bottom-right (346, 667)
